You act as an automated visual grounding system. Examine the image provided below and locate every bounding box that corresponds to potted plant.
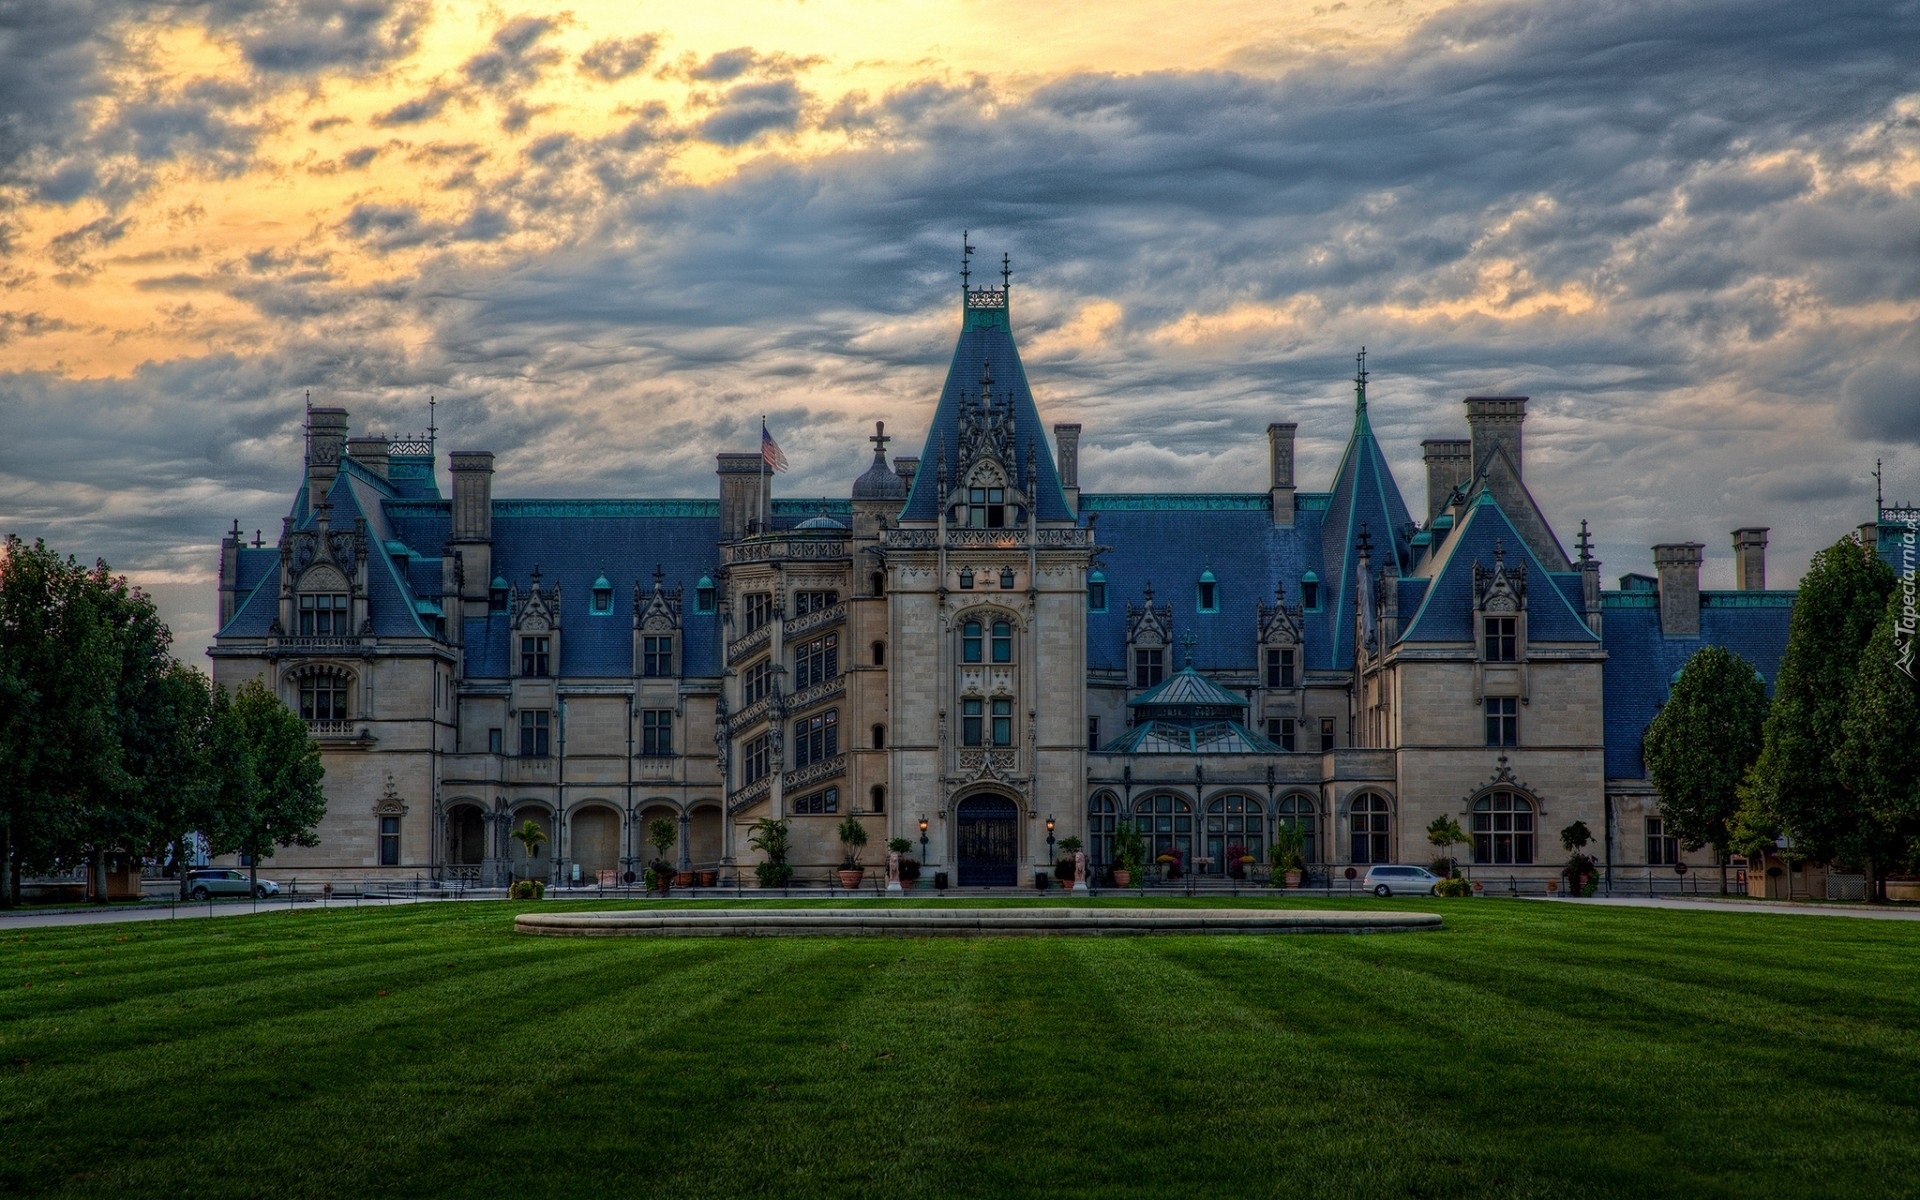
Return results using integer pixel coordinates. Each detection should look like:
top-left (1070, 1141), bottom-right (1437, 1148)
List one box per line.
top-left (648, 816), bottom-right (677, 895)
top-left (749, 817), bottom-right (794, 887)
top-left (1224, 841), bottom-right (1249, 880)
top-left (1561, 820), bottom-right (1597, 896)
top-left (1270, 824), bottom-right (1306, 887)
top-left (1055, 835), bottom-right (1084, 888)
top-left (1111, 819), bottom-right (1145, 887)
top-left (1427, 815), bottom-right (1467, 879)
top-left (836, 814), bottom-right (869, 889)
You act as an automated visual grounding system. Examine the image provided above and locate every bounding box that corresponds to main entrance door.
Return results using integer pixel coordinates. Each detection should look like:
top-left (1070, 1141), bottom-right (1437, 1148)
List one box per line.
top-left (956, 795), bottom-right (1018, 886)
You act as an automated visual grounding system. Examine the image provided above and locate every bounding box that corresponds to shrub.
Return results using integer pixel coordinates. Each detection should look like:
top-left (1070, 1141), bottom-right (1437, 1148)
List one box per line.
top-left (755, 861), bottom-right (794, 888)
top-left (508, 879), bottom-right (545, 901)
top-left (1433, 876), bottom-right (1473, 898)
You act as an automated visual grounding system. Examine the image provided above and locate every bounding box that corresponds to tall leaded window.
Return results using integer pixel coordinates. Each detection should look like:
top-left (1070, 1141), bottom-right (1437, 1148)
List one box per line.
top-left (743, 592), bottom-right (775, 632)
top-left (962, 620), bottom-right (983, 663)
top-left (519, 710), bottom-right (551, 757)
top-left (1087, 792), bottom-right (1120, 869)
top-left (991, 698), bottom-right (1013, 746)
top-left (967, 486), bottom-right (1007, 528)
top-left (1349, 794), bottom-right (1390, 864)
top-left (793, 590), bottom-right (838, 615)
top-left (1484, 616), bottom-right (1517, 662)
top-left (792, 787), bottom-right (839, 815)
top-left (744, 658), bottom-right (775, 705)
top-left (1087, 717), bottom-right (1101, 752)
top-left (1266, 647), bottom-right (1297, 688)
top-left (642, 636), bottom-right (673, 677)
top-left (1205, 794), bottom-right (1266, 873)
top-left (991, 620), bottom-right (1013, 663)
top-left (961, 699), bottom-right (983, 747)
top-left (1267, 717), bottom-right (1296, 752)
top-left (299, 593), bottom-right (349, 636)
top-left (1486, 697), bottom-right (1518, 747)
top-left (744, 733), bottom-right (773, 784)
top-left (794, 633), bottom-right (838, 688)
top-left (793, 708), bottom-right (838, 767)
top-left (1134, 793), bottom-right (1194, 867)
top-left (299, 672), bottom-right (348, 721)
top-left (378, 816), bottom-right (400, 866)
top-left (1472, 791), bottom-right (1535, 864)
top-left (520, 635), bottom-right (551, 677)
top-left (1277, 794), bottom-right (1317, 863)
top-left (640, 709), bottom-right (673, 757)
top-left (1646, 816), bottom-right (1679, 865)
top-left (1134, 647), bottom-right (1164, 689)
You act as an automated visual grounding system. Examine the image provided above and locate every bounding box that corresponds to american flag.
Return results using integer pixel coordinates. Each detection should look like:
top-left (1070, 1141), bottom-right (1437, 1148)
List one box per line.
top-left (761, 422), bottom-right (788, 473)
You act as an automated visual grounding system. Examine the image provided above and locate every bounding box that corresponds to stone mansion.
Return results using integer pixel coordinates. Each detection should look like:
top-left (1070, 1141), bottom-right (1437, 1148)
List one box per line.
top-left (209, 273), bottom-right (1821, 888)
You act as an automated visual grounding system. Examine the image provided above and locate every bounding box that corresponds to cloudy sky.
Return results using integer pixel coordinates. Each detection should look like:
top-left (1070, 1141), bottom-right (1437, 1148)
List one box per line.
top-left (3, 0), bottom-right (1917, 662)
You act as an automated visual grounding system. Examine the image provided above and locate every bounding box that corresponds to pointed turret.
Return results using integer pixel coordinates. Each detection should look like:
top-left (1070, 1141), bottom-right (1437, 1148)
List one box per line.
top-left (1317, 349), bottom-right (1415, 669)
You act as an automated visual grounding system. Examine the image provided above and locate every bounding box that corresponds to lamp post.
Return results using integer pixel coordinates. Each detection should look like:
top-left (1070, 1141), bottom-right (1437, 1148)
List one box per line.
top-left (1046, 815), bottom-right (1056, 871)
top-left (918, 816), bottom-right (929, 875)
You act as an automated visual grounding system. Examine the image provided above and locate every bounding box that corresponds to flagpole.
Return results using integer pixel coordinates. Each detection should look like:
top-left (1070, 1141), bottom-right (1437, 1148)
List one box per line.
top-left (759, 416), bottom-right (768, 533)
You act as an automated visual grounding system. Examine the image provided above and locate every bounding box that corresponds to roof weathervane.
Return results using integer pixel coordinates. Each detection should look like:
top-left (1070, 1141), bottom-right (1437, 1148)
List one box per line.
top-left (1354, 347), bottom-right (1369, 411)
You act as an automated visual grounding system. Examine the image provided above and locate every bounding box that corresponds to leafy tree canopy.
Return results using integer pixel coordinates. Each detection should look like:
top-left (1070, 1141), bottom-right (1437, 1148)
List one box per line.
top-left (1644, 645), bottom-right (1769, 860)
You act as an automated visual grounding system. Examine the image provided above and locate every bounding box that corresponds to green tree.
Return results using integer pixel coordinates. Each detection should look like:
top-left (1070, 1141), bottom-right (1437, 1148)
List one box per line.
top-left (748, 816), bottom-right (792, 887)
top-left (1736, 534), bottom-right (1895, 866)
top-left (509, 819), bottom-right (548, 881)
top-left (1426, 815), bottom-right (1466, 877)
top-left (208, 679), bottom-right (326, 892)
top-left (1835, 587), bottom-right (1920, 890)
top-left (1643, 645), bottom-right (1769, 893)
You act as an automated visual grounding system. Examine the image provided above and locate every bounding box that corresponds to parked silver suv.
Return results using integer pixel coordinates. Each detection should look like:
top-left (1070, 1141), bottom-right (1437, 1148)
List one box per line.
top-left (1360, 864), bottom-right (1440, 897)
top-left (186, 869), bottom-right (280, 900)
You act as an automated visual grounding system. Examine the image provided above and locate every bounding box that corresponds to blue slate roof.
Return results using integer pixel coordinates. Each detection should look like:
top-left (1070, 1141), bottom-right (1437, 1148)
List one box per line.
top-left (1319, 396), bottom-right (1416, 669)
top-left (899, 290), bottom-right (1074, 523)
top-left (1400, 491), bottom-right (1597, 645)
top-left (1081, 498), bottom-right (1324, 674)
top-left (1600, 591), bottom-right (1794, 778)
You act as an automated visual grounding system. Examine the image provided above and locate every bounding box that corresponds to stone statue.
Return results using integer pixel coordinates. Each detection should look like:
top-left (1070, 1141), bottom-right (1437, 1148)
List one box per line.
top-left (886, 849), bottom-right (903, 894)
top-left (1072, 849), bottom-right (1089, 893)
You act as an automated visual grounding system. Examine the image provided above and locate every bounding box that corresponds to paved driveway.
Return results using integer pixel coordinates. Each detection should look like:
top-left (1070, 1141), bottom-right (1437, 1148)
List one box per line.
top-left (0, 896), bottom-right (421, 930)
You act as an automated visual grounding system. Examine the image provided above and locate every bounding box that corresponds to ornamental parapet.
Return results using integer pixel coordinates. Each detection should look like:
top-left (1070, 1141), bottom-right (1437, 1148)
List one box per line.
top-left (786, 677), bottom-right (844, 716)
top-left (729, 694), bottom-right (776, 735)
top-left (306, 719), bottom-right (376, 746)
top-left (727, 775), bottom-right (771, 815)
top-left (727, 623), bottom-right (772, 665)
top-left (783, 601), bottom-right (846, 639)
top-left (725, 539), bottom-right (849, 565)
top-left (268, 635), bottom-right (373, 658)
top-left (879, 528), bottom-right (1091, 550)
top-left (783, 754), bottom-right (846, 793)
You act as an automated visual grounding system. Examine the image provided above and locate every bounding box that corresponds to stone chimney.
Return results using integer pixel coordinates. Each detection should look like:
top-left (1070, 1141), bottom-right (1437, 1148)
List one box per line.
top-left (1421, 439), bottom-right (1472, 520)
top-left (1653, 542), bottom-right (1704, 638)
top-left (449, 451), bottom-right (494, 617)
top-left (346, 435), bottom-right (390, 481)
top-left (1732, 527), bottom-right (1768, 591)
top-left (306, 407), bottom-right (349, 507)
top-left (893, 457), bottom-right (919, 492)
top-left (218, 518), bottom-right (242, 629)
top-left (1267, 422), bottom-right (1297, 527)
top-left (1053, 423), bottom-right (1082, 514)
top-left (1465, 396), bottom-right (1527, 479)
top-left (718, 452), bottom-right (764, 540)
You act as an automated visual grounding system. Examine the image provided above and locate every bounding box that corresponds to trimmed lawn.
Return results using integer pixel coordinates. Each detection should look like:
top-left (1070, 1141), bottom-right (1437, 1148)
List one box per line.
top-left (3, 898), bottom-right (1917, 1199)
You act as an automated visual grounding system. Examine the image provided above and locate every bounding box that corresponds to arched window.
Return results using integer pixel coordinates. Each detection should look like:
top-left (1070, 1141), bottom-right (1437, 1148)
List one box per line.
top-left (991, 620), bottom-right (1013, 663)
top-left (590, 574), bottom-right (613, 616)
top-left (872, 641), bottom-right (886, 667)
top-left (1277, 794), bottom-right (1318, 863)
top-left (489, 576), bottom-right (509, 614)
top-left (1301, 571), bottom-right (1320, 612)
top-left (962, 620), bottom-right (982, 663)
top-left (1349, 793), bottom-right (1390, 864)
top-left (1087, 792), bottom-right (1120, 869)
top-left (871, 571), bottom-right (885, 597)
top-left (870, 784), bottom-right (885, 813)
top-left (1205, 794), bottom-right (1265, 874)
top-left (1196, 568), bottom-right (1219, 613)
top-left (695, 575), bottom-right (716, 614)
top-left (871, 723), bottom-right (885, 750)
top-left (298, 667), bottom-right (350, 722)
top-left (1134, 793), bottom-right (1194, 869)
top-left (999, 567), bottom-right (1015, 589)
top-left (959, 567), bottom-right (975, 590)
top-left (1472, 790), bottom-right (1536, 865)
top-left (1087, 570), bottom-right (1107, 612)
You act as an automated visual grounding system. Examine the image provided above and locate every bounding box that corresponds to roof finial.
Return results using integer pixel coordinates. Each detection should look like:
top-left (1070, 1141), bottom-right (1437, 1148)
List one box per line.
top-left (961, 230), bottom-right (974, 291)
top-left (1493, 538), bottom-right (1505, 568)
top-left (1354, 347), bottom-right (1369, 412)
top-left (1875, 457), bottom-right (1884, 512)
top-left (1001, 252), bottom-right (1011, 293)
top-left (1180, 631), bottom-right (1197, 668)
top-left (1576, 519), bottom-right (1594, 565)
top-left (1356, 521), bottom-right (1373, 560)
top-left (427, 395), bottom-right (436, 449)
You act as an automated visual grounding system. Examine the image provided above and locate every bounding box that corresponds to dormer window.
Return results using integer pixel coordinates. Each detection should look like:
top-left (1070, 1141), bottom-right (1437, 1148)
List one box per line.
top-left (520, 635), bottom-right (551, 677)
top-left (590, 575), bottom-right (614, 616)
top-left (1301, 572), bottom-right (1320, 611)
top-left (1196, 568), bottom-right (1218, 613)
top-left (1088, 570), bottom-right (1107, 612)
top-left (488, 577), bottom-right (508, 614)
top-left (298, 593), bottom-right (349, 636)
top-left (695, 575), bottom-right (716, 614)
top-left (999, 567), bottom-right (1015, 590)
top-left (959, 567), bottom-right (975, 590)
top-left (1484, 616), bottom-right (1517, 662)
top-left (967, 486), bottom-right (1007, 528)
